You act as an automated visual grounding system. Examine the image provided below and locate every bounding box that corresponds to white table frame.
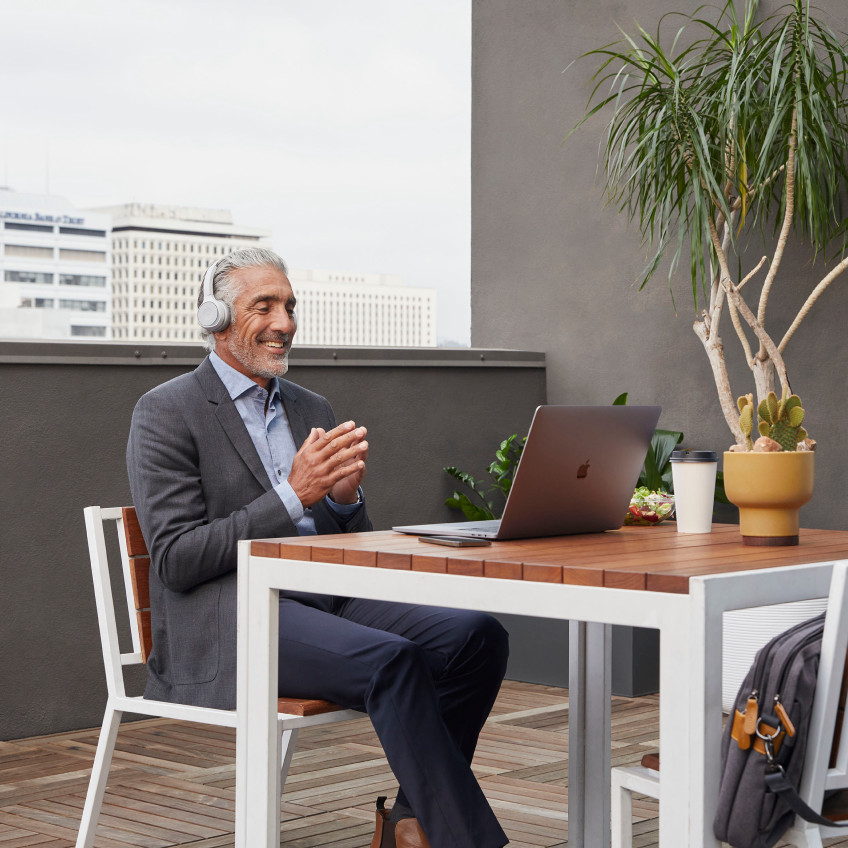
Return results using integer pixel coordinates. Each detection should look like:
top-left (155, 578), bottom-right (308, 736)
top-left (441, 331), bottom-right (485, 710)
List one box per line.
top-left (234, 540), bottom-right (841, 848)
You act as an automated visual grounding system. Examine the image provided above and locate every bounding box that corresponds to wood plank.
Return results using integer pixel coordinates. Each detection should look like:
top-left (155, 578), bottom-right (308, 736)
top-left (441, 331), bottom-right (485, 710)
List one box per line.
top-left (376, 552), bottom-right (411, 570)
top-left (137, 611), bottom-right (152, 662)
top-left (249, 541), bottom-right (281, 558)
top-left (128, 557), bottom-right (150, 610)
top-left (484, 560), bottom-right (523, 580)
top-left (121, 508), bottom-right (148, 558)
top-left (311, 546), bottom-right (345, 564)
top-left (523, 563), bottom-right (562, 583)
top-left (278, 544), bottom-right (312, 561)
top-left (411, 555), bottom-right (447, 573)
top-left (276, 698), bottom-right (345, 718)
top-left (447, 558), bottom-right (484, 577)
top-left (343, 550), bottom-right (377, 567)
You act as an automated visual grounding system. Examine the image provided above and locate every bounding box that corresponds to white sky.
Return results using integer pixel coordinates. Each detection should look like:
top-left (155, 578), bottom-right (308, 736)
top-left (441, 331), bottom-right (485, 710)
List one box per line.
top-left (0, 0), bottom-right (472, 344)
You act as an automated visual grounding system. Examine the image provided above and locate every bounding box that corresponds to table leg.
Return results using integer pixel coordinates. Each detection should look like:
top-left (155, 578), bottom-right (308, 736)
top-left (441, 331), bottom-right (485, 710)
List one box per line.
top-left (687, 581), bottom-right (725, 848)
top-left (569, 620), bottom-right (612, 848)
top-left (657, 594), bottom-right (720, 848)
top-left (235, 559), bottom-right (281, 848)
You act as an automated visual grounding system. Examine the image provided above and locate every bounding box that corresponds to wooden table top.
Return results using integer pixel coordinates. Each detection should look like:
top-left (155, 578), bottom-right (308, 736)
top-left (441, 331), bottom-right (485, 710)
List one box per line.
top-left (249, 524), bottom-right (848, 595)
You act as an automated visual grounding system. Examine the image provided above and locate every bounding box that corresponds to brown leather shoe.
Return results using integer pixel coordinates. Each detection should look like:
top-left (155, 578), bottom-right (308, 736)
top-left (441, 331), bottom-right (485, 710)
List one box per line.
top-left (395, 817), bottom-right (431, 848)
top-left (370, 796), bottom-right (396, 848)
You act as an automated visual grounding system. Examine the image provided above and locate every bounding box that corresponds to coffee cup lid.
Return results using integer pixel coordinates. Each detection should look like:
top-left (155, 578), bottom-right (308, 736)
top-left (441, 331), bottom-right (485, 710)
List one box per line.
top-left (670, 450), bottom-right (718, 462)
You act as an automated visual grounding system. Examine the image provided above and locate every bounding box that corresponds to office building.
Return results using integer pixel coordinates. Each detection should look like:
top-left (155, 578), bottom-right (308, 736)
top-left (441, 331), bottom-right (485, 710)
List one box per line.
top-left (0, 188), bottom-right (111, 340)
top-left (98, 203), bottom-right (270, 342)
top-left (288, 268), bottom-right (436, 347)
top-left (93, 201), bottom-right (437, 347)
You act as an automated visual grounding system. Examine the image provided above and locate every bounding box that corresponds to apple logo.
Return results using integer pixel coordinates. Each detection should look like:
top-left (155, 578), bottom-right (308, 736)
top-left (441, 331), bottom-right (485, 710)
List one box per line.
top-left (577, 459), bottom-right (590, 479)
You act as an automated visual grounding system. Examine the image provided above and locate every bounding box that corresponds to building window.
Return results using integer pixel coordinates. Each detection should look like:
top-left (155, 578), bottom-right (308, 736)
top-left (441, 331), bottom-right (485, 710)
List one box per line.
top-left (70, 325), bottom-right (107, 337)
top-left (5, 270), bottom-right (54, 284)
top-left (59, 274), bottom-right (107, 287)
top-left (59, 299), bottom-right (106, 312)
top-left (4, 221), bottom-right (53, 233)
top-left (4, 244), bottom-right (53, 259)
top-left (20, 297), bottom-right (54, 308)
top-left (58, 248), bottom-right (107, 263)
top-left (59, 227), bottom-right (107, 237)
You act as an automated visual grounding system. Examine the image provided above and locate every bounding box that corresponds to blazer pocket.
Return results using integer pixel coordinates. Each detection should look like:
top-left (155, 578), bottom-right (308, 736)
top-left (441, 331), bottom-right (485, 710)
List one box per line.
top-left (166, 582), bottom-right (221, 685)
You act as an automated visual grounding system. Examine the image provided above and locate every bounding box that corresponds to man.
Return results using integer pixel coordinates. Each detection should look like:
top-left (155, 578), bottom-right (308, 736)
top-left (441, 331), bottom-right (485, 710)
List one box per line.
top-left (127, 247), bottom-right (509, 848)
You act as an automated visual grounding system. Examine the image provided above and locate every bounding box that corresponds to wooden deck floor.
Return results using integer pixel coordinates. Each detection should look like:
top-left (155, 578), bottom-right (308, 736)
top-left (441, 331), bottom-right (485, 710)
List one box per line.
top-left (2, 680), bottom-right (846, 848)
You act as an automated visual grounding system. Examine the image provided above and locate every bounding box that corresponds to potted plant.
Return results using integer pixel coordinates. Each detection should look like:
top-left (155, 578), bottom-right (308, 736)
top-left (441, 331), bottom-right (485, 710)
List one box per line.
top-left (572, 0), bottom-right (848, 543)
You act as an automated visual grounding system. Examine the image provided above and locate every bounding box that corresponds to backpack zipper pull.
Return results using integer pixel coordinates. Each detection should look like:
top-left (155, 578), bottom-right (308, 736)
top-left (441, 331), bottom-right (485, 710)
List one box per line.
top-left (774, 698), bottom-right (796, 738)
top-left (743, 692), bottom-right (759, 736)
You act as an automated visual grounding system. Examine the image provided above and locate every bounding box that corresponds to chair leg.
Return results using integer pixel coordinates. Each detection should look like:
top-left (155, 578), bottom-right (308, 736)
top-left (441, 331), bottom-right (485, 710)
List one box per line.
top-left (611, 768), bottom-right (634, 848)
top-left (782, 822), bottom-right (825, 848)
top-left (276, 726), bottom-right (300, 810)
top-left (75, 704), bottom-right (122, 848)
top-left (610, 766), bottom-right (660, 848)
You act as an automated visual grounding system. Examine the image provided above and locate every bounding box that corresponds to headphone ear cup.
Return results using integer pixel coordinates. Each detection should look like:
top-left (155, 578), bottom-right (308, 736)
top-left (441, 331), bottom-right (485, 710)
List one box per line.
top-left (197, 298), bottom-right (231, 332)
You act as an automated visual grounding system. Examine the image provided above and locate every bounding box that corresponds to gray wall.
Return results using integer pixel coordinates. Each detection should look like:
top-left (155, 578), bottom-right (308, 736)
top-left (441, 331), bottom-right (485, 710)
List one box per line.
top-left (0, 340), bottom-right (545, 740)
top-left (471, 0), bottom-right (848, 531)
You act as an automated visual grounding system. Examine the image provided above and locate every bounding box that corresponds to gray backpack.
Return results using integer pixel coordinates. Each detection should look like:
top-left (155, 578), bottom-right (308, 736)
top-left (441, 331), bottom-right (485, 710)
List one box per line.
top-left (714, 613), bottom-right (848, 847)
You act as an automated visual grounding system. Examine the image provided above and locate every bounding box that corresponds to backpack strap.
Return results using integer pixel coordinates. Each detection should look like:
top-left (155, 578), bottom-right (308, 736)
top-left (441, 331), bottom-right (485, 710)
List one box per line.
top-left (764, 767), bottom-right (848, 828)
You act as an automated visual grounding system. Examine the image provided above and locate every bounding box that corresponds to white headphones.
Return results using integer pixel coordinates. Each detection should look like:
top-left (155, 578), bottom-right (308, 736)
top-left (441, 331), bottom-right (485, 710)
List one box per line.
top-left (197, 260), bottom-right (231, 332)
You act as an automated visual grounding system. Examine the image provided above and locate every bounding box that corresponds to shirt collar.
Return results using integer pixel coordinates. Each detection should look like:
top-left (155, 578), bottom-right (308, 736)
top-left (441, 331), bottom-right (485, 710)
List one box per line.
top-left (209, 351), bottom-right (281, 403)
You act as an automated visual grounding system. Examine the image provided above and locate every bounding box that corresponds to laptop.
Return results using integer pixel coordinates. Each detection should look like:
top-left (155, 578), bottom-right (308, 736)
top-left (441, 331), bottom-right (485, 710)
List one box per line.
top-left (393, 405), bottom-right (661, 540)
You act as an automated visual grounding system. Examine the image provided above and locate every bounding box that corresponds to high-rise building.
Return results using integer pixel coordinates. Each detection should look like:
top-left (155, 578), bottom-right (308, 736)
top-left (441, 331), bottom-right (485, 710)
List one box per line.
top-left (97, 203), bottom-right (270, 342)
top-left (288, 269), bottom-right (436, 347)
top-left (94, 201), bottom-right (437, 347)
top-left (0, 188), bottom-right (111, 340)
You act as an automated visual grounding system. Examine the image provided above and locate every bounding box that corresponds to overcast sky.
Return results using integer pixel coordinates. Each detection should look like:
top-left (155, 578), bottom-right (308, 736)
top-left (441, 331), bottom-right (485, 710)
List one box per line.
top-left (0, 0), bottom-right (472, 344)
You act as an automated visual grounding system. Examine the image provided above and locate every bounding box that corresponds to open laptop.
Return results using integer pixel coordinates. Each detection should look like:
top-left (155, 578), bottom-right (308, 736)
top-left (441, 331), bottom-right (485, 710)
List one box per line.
top-left (393, 405), bottom-right (661, 540)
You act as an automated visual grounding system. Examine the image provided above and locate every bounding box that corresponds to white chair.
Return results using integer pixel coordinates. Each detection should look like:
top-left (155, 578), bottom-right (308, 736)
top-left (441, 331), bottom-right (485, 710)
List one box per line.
top-left (611, 561), bottom-right (848, 848)
top-left (77, 505), bottom-right (362, 848)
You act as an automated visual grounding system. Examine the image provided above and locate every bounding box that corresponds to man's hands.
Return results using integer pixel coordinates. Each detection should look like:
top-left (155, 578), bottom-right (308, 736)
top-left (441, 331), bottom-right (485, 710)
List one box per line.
top-left (288, 421), bottom-right (369, 508)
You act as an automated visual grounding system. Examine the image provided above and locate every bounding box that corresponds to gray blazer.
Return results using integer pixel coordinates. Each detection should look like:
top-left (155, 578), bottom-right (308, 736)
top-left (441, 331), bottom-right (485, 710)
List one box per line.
top-left (126, 356), bottom-right (372, 709)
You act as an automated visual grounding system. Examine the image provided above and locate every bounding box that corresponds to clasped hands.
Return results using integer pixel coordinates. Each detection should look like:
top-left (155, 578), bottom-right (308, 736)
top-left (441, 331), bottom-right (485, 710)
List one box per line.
top-left (288, 420), bottom-right (368, 507)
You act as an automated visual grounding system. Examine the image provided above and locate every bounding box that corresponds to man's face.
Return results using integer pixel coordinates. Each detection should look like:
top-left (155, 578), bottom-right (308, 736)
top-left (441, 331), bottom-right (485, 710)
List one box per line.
top-left (213, 265), bottom-right (297, 386)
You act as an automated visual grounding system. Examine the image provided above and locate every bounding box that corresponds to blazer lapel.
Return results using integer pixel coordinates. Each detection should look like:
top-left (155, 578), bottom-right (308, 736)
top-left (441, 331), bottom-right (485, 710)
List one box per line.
top-left (194, 358), bottom-right (273, 491)
top-left (280, 384), bottom-right (310, 448)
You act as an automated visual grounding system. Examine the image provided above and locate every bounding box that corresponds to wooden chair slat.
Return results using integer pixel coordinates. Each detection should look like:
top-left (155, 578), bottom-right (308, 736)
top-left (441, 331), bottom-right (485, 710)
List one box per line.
top-left (137, 610), bottom-right (152, 662)
top-left (276, 697), bottom-right (346, 717)
top-left (640, 752), bottom-right (660, 771)
top-left (122, 507), bottom-right (149, 557)
top-left (130, 556), bottom-right (150, 611)
top-left (822, 788), bottom-right (848, 821)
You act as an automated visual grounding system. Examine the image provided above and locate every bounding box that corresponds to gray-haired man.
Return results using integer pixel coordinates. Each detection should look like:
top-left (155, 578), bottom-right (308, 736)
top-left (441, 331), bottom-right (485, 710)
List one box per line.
top-left (127, 247), bottom-right (509, 848)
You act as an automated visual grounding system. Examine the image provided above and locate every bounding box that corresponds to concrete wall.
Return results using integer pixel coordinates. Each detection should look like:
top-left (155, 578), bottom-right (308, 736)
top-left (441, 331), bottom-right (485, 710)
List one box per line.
top-left (471, 0), bottom-right (848, 531)
top-left (0, 340), bottom-right (545, 740)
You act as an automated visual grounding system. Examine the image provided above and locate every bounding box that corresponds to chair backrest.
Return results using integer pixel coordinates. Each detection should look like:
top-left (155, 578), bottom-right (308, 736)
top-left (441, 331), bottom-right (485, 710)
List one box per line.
top-left (84, 506), bottom-right (152, 700)
top-left (84, 505), bottom-right (347, 720)
top-left (119, 507), bottom-right (153, 661)
top-left (798, 561), bottom-right (848, 818)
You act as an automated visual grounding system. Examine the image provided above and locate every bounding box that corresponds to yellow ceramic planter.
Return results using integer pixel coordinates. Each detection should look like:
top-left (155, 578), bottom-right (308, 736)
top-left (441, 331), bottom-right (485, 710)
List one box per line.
top-left (723, 451), bottom-right (815, 546)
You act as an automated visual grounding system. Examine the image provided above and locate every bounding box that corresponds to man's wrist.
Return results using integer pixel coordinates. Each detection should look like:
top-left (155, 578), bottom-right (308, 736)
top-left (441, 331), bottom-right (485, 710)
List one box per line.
top-left (327, 487), bottom-right (363, 506)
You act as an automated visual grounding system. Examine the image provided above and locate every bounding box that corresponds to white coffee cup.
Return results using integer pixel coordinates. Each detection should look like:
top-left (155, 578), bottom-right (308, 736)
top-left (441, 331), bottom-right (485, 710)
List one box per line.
top-left (670, 450), bottom-right (718, 534)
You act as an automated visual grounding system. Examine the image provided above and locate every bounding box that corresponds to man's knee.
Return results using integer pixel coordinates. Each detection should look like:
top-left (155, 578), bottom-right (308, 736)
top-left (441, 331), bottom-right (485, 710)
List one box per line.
top-left (368, 637), bottom-right (431, 696)
top-left (450, 611), bottom-right (510, 678)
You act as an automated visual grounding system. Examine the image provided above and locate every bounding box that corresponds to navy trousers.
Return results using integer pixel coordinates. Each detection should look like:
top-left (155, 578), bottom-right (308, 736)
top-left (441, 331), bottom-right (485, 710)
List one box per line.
top-left (276, 594), bottom-right (510, 848)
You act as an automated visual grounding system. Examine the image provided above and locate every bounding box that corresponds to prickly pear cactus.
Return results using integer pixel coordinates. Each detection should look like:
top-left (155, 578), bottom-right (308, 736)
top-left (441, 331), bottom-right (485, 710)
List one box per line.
top-left (753, 387), bottom-right (808, 451)
top-left (737, 393), bottom-right (755, 451)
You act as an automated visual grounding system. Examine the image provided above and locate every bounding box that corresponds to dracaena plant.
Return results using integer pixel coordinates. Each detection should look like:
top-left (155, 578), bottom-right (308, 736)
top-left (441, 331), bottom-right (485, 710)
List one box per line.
top-left (572, 0), bottom-right (848, 446)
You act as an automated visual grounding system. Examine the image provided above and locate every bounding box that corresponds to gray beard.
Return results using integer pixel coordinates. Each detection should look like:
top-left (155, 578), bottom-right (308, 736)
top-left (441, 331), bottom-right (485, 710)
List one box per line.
top-left (227, 333), bottom-right (290, 379)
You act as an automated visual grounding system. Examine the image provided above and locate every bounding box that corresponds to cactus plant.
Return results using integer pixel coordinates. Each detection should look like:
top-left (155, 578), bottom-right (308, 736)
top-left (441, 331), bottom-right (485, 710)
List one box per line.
top-left (736, 387), bottom-right (809, 452)
top-left (737, 394), bottom-right (755, 451)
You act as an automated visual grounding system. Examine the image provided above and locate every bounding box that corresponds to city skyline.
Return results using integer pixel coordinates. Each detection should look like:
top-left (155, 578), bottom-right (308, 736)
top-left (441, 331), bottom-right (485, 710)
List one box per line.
top-left (0, 0), bottom-right (471, 344)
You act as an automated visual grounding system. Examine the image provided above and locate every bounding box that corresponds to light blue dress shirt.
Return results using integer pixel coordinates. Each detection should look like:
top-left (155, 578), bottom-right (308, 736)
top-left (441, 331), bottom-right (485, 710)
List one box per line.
top-left (209, 352), bottom-right (362, 535)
